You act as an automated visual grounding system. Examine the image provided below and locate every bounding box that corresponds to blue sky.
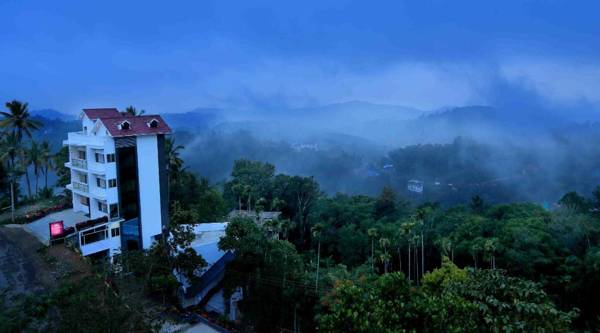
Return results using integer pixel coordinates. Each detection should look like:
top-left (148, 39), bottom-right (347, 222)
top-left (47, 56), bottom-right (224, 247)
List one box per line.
top-left (1, 0), bottom-right (599, 115)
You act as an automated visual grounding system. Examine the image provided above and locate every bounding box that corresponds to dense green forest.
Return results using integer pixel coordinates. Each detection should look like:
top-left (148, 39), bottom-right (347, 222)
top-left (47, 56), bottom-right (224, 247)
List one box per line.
top-left (197, 159), bottom-right (599, 332)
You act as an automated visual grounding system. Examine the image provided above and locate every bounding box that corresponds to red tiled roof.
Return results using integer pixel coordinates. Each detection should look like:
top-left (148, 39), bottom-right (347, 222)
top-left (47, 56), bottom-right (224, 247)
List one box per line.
top-left (82, 108), bottom-right (121, 120)
top-left (99, 115), bottom-right (172, 137)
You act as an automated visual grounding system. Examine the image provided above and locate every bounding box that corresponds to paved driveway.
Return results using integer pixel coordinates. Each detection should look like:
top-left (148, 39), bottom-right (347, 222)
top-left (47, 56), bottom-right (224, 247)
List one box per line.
top-left (23, 209), bottom-right (88, 245)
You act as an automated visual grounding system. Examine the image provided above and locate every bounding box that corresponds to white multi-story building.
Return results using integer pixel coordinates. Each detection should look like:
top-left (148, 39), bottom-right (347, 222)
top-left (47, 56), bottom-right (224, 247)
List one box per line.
top-left (64, 108), bottom-right (171, 258)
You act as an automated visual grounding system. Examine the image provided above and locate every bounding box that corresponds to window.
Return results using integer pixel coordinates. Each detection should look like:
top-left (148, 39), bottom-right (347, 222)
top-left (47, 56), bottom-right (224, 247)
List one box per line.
top-left (111, 227), bottom-right (120, 237)
top-left (95, 152), bottom-right (105, 163)
top-left (78, 174), bottom-right (88, 184)
top-left (83, 126), bottom-right (87, 134)
top-left (96, 177), bottom-right (106, 188)
top-left (77, 150), bottom-right (86, 160)
top-left (106, 154), bottom-right (116, 163)
top-left (81, 225), bottom-right (108, 245)
top-left (108, 179), bottom-right (117, 188)
top-left (79, 196), bottom-right (89, 206)
top-left (97, 201), bottom-right (108, 213)
top-left (120, 121), bottom-right (130, 130)
top-left (109, 203), bottom-right (119, 218)
top-left (148, 119), bottom-right (159, 128)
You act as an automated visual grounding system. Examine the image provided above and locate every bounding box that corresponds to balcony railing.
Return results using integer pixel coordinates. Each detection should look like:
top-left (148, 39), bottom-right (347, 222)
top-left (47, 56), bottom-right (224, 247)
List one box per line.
top-left (73, 181), bottom-right (89, 193)
top-left (71, 158), bottom-right (87, 169)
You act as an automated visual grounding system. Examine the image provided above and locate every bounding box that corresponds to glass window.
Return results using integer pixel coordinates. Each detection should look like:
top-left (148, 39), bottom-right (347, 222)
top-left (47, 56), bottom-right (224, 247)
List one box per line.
top-left (95, 152), bottom-right (105, 163)
top-left (97, 201), bottom-right (108, 213)
top-left (106, 154), bottom-right (116, 163)
top-left (111, 227), bottom-right (120, 237)
top-left (77, 150), bottom-right (86, 160)
top-left (109, 203), bottom-right (119, 218)
top-left (96, 177), bottom-right (106, 188)
top-left (108, 179), bottom-right (117, 188)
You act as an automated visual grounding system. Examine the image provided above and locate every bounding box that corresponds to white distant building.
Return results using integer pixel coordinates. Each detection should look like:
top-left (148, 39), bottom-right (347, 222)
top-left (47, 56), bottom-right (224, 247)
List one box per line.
top-left (63, 108), bottom-right (171, 258)
top-left (407, 179), bottom-right (424, 194)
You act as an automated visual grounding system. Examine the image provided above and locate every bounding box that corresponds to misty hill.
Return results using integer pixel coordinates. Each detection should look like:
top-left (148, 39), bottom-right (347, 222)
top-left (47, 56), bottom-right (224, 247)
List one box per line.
top-left (162, 108), bottom-right (225, 131)
top-left (29, 102), bottom-right (600, 204)
top-left (31, 109), bottom-right (75, 122)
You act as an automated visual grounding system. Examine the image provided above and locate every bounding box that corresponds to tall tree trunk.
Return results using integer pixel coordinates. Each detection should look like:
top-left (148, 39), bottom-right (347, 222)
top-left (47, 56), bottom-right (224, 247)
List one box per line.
top-left (34, 168), bottom-right (38, 195)
top-left (415, 243), bottom-right (419, 285)
top-left (398, 246), bottom-right (402, 273)
top-left (315, 241), bottom-right (320, 292)
top-left (408, 243), bottom-right (411, 282)
top-left (24, 168), bottom-right (31, 198)
top-left (371, 238), bottom-right (374, 271)
top-left (421, 231), bottom-right (425, 276)
top-left (10, 181), bottom-right (15, 223)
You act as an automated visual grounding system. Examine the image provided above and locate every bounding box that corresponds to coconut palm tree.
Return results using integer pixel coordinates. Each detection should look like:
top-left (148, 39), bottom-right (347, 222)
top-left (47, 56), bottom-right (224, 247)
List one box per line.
top-left (19, 147), bottom-right (31, 198)
top-left (379, 237), bottom-right (391, 273)
top-left (0, 100), bottom-right (42, 142)
top-left (40, 140), bottom-right (53, 189)
top-left (165, 137), bottom-right (184, 180)
top-left (367, 228), bottom-right (379, 270)
top-left (0, 134), bottom-right (24, 223)
top-left (124, 105), bottom-right (145, 116)
top-left (1, 100), bottom-right (42, 198)
top-left (28, 141), bottom-right (42, 195)
top-left (0, 133), bottom-right (20, 168)
top-left (311, 223), bottom-right (324, 291)
top-left (401, 221), bottom-right (415, 282)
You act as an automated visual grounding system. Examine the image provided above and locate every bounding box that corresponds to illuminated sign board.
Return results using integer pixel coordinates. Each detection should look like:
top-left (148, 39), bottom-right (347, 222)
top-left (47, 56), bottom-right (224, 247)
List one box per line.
top-left (49, 221), bottom-right (64, 238)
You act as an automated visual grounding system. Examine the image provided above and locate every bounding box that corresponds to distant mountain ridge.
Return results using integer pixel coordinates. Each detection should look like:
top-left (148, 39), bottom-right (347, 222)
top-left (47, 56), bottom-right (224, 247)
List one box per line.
top-left (30, 109), bottom-right (75, 121)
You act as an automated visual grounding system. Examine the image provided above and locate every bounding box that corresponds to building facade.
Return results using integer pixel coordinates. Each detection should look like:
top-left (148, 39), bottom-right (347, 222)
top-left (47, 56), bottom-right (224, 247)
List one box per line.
top-left (63, 108), bottom-right (171, 258)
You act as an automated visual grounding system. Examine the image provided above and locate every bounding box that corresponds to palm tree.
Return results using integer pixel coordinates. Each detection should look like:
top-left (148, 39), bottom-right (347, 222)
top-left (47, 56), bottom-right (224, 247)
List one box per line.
top-left (1, 100), bottom-right (42, 142)
top-left (165, 137), bottom-right (184, 179)
top-left (0, 134), bottom-right (26, 223)
top-left (29, 141), bottom-right (42, 195)
top-left (1, 100), bottom-right (42, 198)
top-left (124, 106), bottom-right (145, 116)
top-left (40, 140), bottom-right (53, 189)
top-left (367, 228), bottom-right (378, 270)
top-left (379, 237), bottom-right (391, 273)
top-left (484, 238), bottom-right (498, 269)
top-left (19, 147), bottom-right (31, 198)
top-left (0, 133), bottom-right (20, 168)
top-left (401, 221), bottom-right (415, 282)
top-left (311, 223), bottom-right (324, 291)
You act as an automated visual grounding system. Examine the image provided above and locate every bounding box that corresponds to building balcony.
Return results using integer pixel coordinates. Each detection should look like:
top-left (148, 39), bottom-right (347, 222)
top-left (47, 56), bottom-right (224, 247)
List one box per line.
top-left (72, 181), bottom-right (89, 193)
top-left (66, 131), bottom-right (107, 148)
top-left (71, 158), bottom-right (87, 169)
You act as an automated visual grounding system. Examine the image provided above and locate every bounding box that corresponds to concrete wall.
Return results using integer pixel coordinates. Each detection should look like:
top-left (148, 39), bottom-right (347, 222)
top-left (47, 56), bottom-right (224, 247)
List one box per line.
top-left (136, 135), bottom-right (163, 249)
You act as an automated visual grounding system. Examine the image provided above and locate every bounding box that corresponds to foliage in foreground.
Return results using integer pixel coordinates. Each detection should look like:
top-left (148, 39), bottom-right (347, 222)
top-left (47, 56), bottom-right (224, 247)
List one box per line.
top-left (318, 260), bottom-right (577, 333)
